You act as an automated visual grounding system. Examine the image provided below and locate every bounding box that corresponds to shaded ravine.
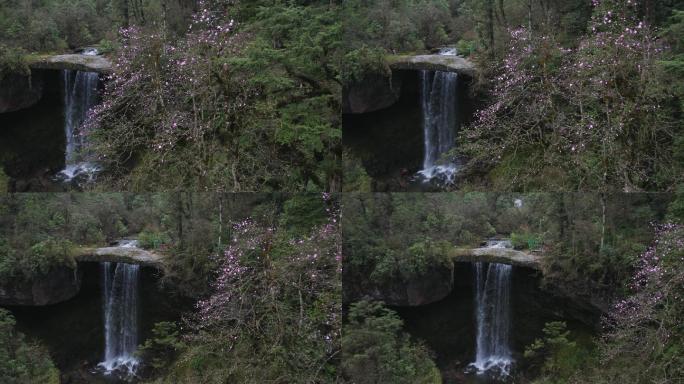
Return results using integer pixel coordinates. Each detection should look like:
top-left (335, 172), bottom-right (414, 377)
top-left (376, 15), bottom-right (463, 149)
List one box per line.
top-left (392, 261), bottom-right (599, 384)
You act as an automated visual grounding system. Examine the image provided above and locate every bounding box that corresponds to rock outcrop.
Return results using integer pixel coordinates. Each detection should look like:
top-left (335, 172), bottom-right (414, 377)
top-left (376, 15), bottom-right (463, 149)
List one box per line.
top-left (28, 54), bottom-right (112, 74)
top-left (0, 266), bottom-right (82, 305)
top-left (343, 72), bottom-right (403, 114)
top-left (0, 71), bottom-right (44, 113)
top-left (450, 247), bottom-right (543, 270)
top-left (387, 54), bottom-right (476, 76)
top-left (75, 246), bottom-right (164, 268)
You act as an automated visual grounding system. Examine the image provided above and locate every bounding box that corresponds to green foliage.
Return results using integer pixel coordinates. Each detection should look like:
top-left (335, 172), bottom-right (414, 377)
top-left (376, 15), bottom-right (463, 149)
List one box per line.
top-left (0, 168), bottom-right (7, 192)
top-left (345, 193), bottom-right (670, 306)
top-left (343, 193), bottom-right (560, 287)
top-left (162, 205), bottom-right (340, 383)
top-left (667, 184), bottom-right (684, 222)
top-left (0, 44), bottom-right (28, 80)
top-left (0, 236), bottom-right (75, 281)
top-left (511, 231), bottom-right (541, 250)
top-left (570, 225), bottom-right (684, 384)
top-left (342, 152), bottom-right (372, 192)
top-left (0, 309), bottom-right (60, 384)
top-left (137, 321), bottom-right (185, 371)
top-left (342, 300), bottom-right (441, 384)
top-left (459, 3), bottom-right (683, 191)
top-left (90, 1), bottom-right (341, 192)
top-left (138, 229), bottom-right (171, 250)
top-left (524, 321), bottom-right (592, 380)
top-left (280, 194), bottom-right (329, 237)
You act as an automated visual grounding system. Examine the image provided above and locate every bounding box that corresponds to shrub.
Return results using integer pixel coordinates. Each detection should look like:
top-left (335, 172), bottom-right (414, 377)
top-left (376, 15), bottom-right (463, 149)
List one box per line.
top-left (342, 300), bottom-right (441, 384)
top-left (138, 229), bottom-right (171, 250)
top-left (0, 309), bottom-right (60, 384)
top-left (0, 45), bottom-right (29, 80)
top-left (137, 321), bottom-right (185, 371)
top-left (511, 232), bottom-right (541, 250)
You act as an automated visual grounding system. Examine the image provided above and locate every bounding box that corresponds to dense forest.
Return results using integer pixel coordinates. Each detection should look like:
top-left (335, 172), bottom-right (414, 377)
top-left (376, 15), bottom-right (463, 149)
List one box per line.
top-left (342, 0), bottom-right (684, 192)
top-left (342, 192), bottom-right (684, 383)
top-left (0, 193), bottom-right (340, 383)
top-left (0, 0), bottom-right (341, 191)
top-left (1, 0), bottom-right (683, 383)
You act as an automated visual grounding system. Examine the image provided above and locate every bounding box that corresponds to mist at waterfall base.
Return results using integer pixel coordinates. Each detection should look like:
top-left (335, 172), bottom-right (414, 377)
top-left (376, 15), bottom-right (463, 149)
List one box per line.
top-left (54, 68), bottom-right (101, 185)
top-left (393, 262), bottom-right (598, 384)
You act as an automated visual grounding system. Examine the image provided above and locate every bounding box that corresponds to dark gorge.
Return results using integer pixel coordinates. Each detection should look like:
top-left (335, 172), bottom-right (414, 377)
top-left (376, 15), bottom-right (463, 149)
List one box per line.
top-left (7, 261), bottom-right (188, 383)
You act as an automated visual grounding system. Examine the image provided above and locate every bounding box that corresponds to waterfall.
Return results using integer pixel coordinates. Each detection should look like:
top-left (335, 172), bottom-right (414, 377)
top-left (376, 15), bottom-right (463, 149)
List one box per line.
top-left (99, 262), bottom-right (140, 375)
top-left (57, 69), bottom-right (100, 182)
top-left (416, 49), bottom-right (461, 185)
top-left (470, 262), bottom-right (513, 377)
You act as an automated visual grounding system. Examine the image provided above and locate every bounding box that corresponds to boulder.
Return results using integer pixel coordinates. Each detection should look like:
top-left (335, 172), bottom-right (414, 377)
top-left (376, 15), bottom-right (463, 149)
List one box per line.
top-left (343, 71), bottom-right (403, 114)
top-left (0, 266), bottom-right (82, 306)
top-left (0, 71), bottom-right (44, 113)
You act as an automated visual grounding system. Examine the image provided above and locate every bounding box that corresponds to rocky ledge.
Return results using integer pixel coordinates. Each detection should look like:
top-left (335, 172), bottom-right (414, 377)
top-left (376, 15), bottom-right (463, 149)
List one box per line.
top-left (27, 54), bottom-right (112, 74)
top-left (75, 246), bottom-right (165, 268)
top-left (387, 54), bottom-right (476, 76)
top-left (450, 247), bottom-right (544, 270)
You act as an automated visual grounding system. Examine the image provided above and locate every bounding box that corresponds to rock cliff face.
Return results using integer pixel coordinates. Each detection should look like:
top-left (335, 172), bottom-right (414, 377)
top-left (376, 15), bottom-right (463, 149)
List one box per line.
top-left (0, 266), bottom-right (82, 306)
top-left (343, 72), bottom-right (403, 114)
top-left (0, 71), bottom-right (44, 113)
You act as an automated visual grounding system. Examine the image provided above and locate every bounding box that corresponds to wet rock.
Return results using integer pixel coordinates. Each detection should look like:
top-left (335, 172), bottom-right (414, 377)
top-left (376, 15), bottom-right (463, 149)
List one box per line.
top-left (0, 71), bottom-right (44, 113)
top-left (0, 266), bottom-right (82, 305)
top-left (343, 71), bottom-right (403, 114)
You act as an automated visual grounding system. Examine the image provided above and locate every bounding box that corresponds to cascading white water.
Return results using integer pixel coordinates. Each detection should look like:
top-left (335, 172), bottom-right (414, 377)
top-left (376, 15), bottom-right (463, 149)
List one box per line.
top-left (417, 48), bottom-right (461, 185)
top-left (470, 261), bottom-right (514, 377)
top-left (99, 261), bottom-right (140, 375)
top-left (57, 69), bottom-right (100, 182)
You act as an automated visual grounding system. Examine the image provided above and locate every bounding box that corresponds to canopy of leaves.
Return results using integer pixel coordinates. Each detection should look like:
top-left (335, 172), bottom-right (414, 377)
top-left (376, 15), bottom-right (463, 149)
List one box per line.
top-left (342, 300), bottom-right (441, 384)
